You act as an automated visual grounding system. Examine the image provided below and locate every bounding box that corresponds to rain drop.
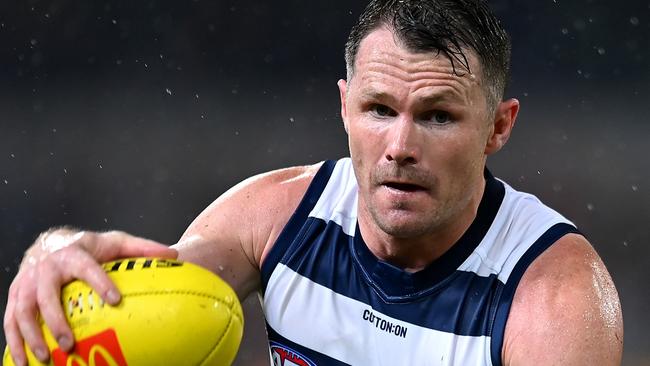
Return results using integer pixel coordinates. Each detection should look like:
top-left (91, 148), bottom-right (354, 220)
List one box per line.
top-left (587, 203), bottom-right (595, 211)
top-left (596, 47), bottom-right (606, 55)
top-left (165, 88), bottom-right (172, 95)
top-left (629, 17), bottom-right (639, 26)
top-left (631, 185), bottom-right (638, 192)
top-left (289, 117), bottom-right (295, 123)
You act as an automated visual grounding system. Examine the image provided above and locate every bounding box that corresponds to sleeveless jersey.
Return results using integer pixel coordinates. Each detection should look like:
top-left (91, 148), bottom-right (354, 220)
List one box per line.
top-left (261, 158), bottom-right (579, 366)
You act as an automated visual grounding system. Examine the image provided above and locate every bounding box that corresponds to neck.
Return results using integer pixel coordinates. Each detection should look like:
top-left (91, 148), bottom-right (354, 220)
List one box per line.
top-left (359, 177), bottom-right (486, 272)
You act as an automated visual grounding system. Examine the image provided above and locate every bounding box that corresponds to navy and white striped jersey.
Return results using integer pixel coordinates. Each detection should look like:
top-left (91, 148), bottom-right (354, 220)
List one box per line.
top-left (261, 158), bottom-right (578, 366)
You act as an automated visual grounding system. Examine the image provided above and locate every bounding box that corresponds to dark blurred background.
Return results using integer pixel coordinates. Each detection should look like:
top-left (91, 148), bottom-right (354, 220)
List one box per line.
top-left (0, 0), bottom-right (648, 364)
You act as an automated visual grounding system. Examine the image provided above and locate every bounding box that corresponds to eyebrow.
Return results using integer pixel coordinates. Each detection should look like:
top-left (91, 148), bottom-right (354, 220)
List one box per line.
top-left (359, 88), bottom-right (465, 106)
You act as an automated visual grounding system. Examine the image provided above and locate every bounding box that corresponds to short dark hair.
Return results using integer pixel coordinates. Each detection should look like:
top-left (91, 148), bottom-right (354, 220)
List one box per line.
top-left (344, 0), bottom-right (511, 109)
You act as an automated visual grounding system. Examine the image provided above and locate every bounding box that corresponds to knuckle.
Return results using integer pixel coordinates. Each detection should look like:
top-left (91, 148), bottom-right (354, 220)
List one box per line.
top-left (14, 302), bottom-right (33, 320)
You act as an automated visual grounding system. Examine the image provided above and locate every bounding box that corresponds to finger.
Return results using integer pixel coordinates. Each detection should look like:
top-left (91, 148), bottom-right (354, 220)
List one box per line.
top-left (86, 231), bottom-right (178, 261)
top-left (36, 261), bottom-right (74, 352)
top-left (53, 248), bottom-right (121, 305)
top-left (14, 283), bottom-right (50, 363)
top-left (4, 284), bottom-right (27, 366)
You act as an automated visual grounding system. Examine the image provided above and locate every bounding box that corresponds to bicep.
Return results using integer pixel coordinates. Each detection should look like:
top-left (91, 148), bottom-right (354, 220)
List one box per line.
top-left (503, 234), bottom-right (623, 366)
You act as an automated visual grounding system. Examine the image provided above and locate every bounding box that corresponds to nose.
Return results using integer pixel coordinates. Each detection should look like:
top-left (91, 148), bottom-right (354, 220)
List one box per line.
top-left (384, 116), bottom-right (420, 166)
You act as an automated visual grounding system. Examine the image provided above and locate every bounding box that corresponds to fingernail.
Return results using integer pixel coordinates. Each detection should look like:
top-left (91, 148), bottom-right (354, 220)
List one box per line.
top-left (106, 289), bottom-right (121, 304)
top-left (34, 346), bottom-right (49, 361)
top-left (57, 335), bottom-right (73, 351)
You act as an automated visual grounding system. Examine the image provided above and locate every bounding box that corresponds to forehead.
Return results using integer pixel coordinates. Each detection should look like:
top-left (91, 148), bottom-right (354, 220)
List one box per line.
top-left (351, 27), bottom-right (483, 101)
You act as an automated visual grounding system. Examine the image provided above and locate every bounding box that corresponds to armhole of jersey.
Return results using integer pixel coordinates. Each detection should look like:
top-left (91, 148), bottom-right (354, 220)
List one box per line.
top-left (260, 159), bottom-right (337, 291)
top-left (489, 223), bottom-right (581, 366)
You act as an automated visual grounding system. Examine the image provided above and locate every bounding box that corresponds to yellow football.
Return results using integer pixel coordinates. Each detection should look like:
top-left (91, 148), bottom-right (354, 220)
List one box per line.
top-left (3, 257), bottom-right (244, 366)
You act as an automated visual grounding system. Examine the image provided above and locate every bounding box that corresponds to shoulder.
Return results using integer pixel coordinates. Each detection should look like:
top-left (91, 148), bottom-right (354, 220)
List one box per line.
top-left (502, 233), bottom-right (623, 365)
top-left (176, 162), bottom-right (324, 297)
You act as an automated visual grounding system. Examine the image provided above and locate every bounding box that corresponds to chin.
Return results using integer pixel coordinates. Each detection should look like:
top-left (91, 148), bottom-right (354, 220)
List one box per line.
top-left (374, 211), bottom-right (436, 239)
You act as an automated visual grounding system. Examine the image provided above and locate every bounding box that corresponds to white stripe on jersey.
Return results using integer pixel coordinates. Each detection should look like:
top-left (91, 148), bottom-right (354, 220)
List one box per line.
top-left (309, 158), bottom-right (358, 236)
top-left (459, 181), bottom-right (574, 283)
top-left (264, 263), bottom-right (492, 366)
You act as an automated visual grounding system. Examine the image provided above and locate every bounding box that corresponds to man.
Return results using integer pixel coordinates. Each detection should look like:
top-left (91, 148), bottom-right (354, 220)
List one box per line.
top-left (4, 0), bottom-right (623, 365)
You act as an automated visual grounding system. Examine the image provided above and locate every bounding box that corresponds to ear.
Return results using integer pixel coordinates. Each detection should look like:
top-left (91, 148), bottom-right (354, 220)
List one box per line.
top-left (485, 98), bottom-right (520, 155)
top-left (337, 79), bottom-right (349, 134)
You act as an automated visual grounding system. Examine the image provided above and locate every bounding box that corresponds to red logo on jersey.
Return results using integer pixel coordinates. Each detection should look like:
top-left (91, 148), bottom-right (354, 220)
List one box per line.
top-left (270, 342), bottom-right (316, 366)
top-left (51, 329), bottom-right (128, 366)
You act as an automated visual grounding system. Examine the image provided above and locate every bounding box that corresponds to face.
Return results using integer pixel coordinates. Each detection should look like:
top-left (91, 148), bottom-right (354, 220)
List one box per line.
top-left (339, 27), bottom-right (518, 241)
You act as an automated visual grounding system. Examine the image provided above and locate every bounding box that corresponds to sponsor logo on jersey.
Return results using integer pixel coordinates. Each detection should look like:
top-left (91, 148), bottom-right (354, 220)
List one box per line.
top-left (51, 328), bottom-right (127, 366)
top-left (270, 342), bottom-right (316, 366)
top-left (362, 309), bottom-right (408, 338)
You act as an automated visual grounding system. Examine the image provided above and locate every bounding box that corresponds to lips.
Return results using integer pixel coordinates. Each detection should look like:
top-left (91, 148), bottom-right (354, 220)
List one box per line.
top-left (382, 181), bottom-right (427, 192)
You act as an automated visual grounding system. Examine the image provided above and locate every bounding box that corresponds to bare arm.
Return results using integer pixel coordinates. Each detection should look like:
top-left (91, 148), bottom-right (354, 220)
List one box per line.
top-left (502, 234), bottom-right (624, 366)
top-left (171, 163), bottom-right (321, 299)
top-left (3, 163), bottom-right (320, 366)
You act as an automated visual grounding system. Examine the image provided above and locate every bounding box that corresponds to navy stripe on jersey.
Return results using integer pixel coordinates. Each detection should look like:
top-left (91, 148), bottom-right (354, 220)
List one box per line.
top-left (272, 216), bottom-right (504, 337)
top-left (267, 324), bottom-right (351, 366)
top-left (489, 223), bottom-right (581, 366)
top-left (261, 159), bottom-right (336, 291)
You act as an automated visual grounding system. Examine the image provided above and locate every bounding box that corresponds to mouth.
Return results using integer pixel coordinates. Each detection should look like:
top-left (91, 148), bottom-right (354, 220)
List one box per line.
top-left (382, 182), bottom-right (427, 192)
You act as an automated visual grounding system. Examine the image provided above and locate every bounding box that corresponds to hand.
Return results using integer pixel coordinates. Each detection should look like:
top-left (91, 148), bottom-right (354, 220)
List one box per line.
top-left (3, 228), bottom-right (178, 366)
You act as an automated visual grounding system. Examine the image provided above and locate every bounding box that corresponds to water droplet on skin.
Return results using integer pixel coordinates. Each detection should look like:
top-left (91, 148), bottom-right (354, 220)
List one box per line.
top-left (218, 265), bottom-right (225, 271)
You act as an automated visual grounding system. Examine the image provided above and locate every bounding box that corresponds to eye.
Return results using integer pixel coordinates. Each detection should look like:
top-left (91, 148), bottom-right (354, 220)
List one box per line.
top-left (369, 104), bottom-right (397, 118)
top-left (422, 110), bottom-right (452, 124)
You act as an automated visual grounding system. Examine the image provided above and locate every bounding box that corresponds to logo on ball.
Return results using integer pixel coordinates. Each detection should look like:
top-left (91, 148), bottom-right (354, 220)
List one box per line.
top-left (51, 329), bottom-right (127, 366)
